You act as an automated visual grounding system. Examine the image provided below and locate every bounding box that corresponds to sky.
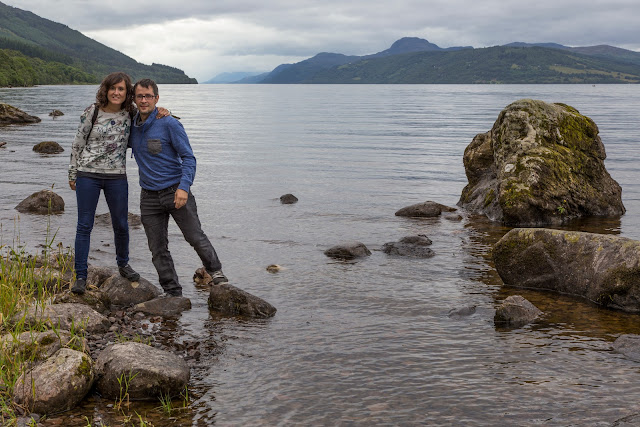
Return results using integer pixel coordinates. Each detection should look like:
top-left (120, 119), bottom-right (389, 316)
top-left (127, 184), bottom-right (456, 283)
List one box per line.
top-left (5, 0), bottom-right (640, 82)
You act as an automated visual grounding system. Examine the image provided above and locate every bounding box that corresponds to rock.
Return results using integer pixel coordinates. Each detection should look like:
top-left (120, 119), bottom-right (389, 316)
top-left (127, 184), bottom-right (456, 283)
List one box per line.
top-left (280, 193), bottom-right (298, 204)
top-left (100, 275), bottom-right (161, 306)
top-left (493, 228), bottom-right (640, 313)
top-left (133, 296), bottom-right (192, 317)
top-left (193, 267), bottom-right (212, 285)
top-left (0, 103), bottom-right (41, 124)
top-left (54, 289), bottom-right (111, 315)
top-left (33, 141), bottom-right (64, 154)
top-left (209, 283), bottom-right (277, 318)
top-left (94, 211), bottom-right (142, 228)
top-left (612, 334), bottom-right (640, 362)
top-left (87, 266), bottom-right (117, 288)
top-left (48, 110), bottom-right (64, 117)
top-left (0, 141), bottom-right (6, 148)
top-left (458, 99), bottom-right (624, 226)
top-left (95, 342), bottom-right (190, 400)
top-left (266, 264), bottom-right (282, 273)
top-left (494, 295), bottom-right (542, 327)
top-left (0, 330), bottom-right (86, 367)
top-left (395, 201), bottom-right (457, 217)
top-left (324, 242), bottom-right (371, 260)
top-left (13, 348), bottom-right (94, 415)
top-left (12, 303), bottom-right (110, 334)
top-left (382, 234), bottom-right (435, 258)
top-left (448, 305), bottom-right (477, 318)
top-left (15, 190), bottom-right (65, 215)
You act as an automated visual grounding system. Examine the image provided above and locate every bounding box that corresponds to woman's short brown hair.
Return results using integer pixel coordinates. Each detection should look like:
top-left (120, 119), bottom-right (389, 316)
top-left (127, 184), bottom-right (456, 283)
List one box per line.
top-left (95, 72), bottom-right (134, 113)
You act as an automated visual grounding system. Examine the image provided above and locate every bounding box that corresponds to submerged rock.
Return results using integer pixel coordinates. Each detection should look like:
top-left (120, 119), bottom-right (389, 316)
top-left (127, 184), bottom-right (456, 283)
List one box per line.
top-left (494, 295), bottom-right (542, 327)
top-left (458, 99), bottom-right (624, 226)
top-left (280, 193), bottom-right (298, 204)
top-left (612, 334), bottom-right (640, 362)
top-left (48, 110), bottom-right (64, 117)
top-left (0, 103), bottom-right (41, 124)
top-left (494, 228), bottom-right (640, 313)
top-left (94, 211), bottom-right (141, 228)
top-left (395, 201), bottom-right (457, 218)
top-left (33, 141), bottom-right (64, 154)
top-left (133, 296), bottom-right (191, 317)
top-left (382, 235), bottom-right (435, 258)
top-left (209, 283), bottom-right (277, 318)
top-left (16, 190), bottom-right (65, 215)
top-left (324, 242), bottom-right (371, 260)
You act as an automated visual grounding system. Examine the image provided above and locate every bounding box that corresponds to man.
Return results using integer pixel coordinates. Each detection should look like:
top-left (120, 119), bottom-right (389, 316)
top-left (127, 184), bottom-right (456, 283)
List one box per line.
top-left (130, 78), bottom-right (227, 297)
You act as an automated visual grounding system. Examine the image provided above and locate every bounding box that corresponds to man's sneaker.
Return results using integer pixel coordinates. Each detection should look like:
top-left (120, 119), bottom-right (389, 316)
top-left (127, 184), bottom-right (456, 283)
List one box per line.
top-left (210, 270), bottom-right (228, 285)
top-left (71, 277), bottom-right (86, 295)
top-left (119, 264), bottom-right (140, 282)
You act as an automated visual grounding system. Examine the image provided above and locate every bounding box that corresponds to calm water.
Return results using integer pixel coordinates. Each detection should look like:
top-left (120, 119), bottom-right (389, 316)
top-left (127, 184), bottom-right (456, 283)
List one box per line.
top-left (2, 84), bottom-right (640, 426)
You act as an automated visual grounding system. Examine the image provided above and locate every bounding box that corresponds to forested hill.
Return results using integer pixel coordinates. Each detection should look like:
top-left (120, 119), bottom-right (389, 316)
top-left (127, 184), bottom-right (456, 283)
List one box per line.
top-left (303, 46), bottom-right (640, 84)
top-left (0, 1), bottom-right (196, 87)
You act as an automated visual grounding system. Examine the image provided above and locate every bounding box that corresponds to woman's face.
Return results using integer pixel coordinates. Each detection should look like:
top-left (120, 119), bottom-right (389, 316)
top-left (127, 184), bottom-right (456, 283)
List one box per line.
top-left (107, 80), bottom-right (127, 108)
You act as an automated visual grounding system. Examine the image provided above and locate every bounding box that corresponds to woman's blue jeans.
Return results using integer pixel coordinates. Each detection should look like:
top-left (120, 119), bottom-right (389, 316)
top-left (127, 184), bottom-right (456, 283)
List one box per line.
top-left (74, 176), bottom-right (130, 279)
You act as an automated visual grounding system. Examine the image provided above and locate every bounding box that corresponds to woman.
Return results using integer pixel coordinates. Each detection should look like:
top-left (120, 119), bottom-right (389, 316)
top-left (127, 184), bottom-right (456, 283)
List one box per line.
top-left (68, 71), bottom-right (168, 294)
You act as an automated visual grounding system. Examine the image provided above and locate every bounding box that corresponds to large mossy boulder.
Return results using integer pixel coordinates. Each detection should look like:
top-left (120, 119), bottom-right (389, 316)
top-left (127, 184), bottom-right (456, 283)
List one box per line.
top-left (0, 103), bottom-right (41, 124)
top-left (493, 228), bottom-right (640, 313)
top-left (458, 99), bottom-right (624, 226)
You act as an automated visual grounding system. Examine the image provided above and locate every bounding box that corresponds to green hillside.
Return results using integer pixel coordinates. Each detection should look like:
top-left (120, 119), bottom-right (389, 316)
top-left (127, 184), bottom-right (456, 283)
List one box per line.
top-left (0, 1), bottom-right (196, 87)
top-left (305, 46), bottom-right (640, 84)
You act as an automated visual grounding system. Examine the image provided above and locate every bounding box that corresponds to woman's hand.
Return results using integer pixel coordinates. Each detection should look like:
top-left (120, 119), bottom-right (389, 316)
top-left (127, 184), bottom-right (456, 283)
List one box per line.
top-left (69, 180), bottom-right (76, 191)
top-left (156, 107), bottom-right (171, 119)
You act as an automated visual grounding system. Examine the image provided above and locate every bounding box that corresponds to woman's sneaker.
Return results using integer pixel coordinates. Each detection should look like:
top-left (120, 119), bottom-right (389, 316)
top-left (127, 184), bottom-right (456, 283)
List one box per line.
top-left (71, 277), bottom-right (86, 295)
top-left (119, 264), bottom-right (140, 282)
top-left (210, 270), bottom-right (228, 285)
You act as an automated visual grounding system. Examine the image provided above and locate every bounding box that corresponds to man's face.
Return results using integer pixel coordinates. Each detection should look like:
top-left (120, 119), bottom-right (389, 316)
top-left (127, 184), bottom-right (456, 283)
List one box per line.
top-left (134, 85), bottom-right (158, 116)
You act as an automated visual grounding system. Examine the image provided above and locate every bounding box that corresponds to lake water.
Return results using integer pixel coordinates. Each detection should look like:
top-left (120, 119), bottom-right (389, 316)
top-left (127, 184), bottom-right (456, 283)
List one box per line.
top-left (2, 84), bottom-right (640, 426)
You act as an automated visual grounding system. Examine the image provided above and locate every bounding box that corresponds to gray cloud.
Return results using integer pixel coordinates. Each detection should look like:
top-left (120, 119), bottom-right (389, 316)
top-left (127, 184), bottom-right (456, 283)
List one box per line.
top-left (4, 0), bottom-right (640, 81)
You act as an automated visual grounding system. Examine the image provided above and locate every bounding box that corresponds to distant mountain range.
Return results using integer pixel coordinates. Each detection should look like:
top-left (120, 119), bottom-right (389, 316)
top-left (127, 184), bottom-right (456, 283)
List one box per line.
top-left (0, 1), bottom-right (196, 86)
top-left (212, 37), bottom-right (640, 84)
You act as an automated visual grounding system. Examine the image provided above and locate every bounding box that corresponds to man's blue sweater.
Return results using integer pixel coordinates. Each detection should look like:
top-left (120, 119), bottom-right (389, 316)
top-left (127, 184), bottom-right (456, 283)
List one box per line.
top-left (130, 108), bottom-right (196, 192)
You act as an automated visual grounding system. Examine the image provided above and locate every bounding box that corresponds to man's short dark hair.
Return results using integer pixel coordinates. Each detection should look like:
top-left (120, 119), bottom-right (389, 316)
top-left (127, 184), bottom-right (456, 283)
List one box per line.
top-left (134, 79), bottom-right (159, 96)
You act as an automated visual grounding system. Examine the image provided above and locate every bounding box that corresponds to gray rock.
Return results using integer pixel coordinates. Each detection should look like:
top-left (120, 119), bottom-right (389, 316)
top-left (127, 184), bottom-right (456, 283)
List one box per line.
top-left (95, 342), bottom-right (190, 400)
top-left (209, 283), bottom-right (277, 318)
top-left (612, 334), bottom-right (640, 362)
top-left (382, 234), bottom-right (435, 258)
top-left (53, 289), bottom-right (111, 315)
top-left (324, 241), bottom-right (371, 260)
top-left (101, 275), bottom-right (161, 306)
top-left (494, 295), bottom-right (542, 327)
top-left (13, 348), bottom-right (94, 415)
top-left (15, 190), bottom-right (65, 215)
top-left (94, 211), bottom-right (142, 228)
top-left (494, 228), bottom-right (640, 313)
top-left (48, 110), bottom-right (64, 117)
top-left (0, 330), bottom-right (86, 367)
top-left (133, 296), bottom-right (192, 317)
top-left (280, 193), bottom-right (298, 204)
top-left (11, 303), bottom-right (110, 334)
top-left (0, 103), bottom-right (41, 124)
top-left (458, 99), bottom-right (624, 226)
top-left (33, 141), bottom-right (64, 154)
top-left (448, 305), bottom-right (477, 318)
top-left (395, 201), bottom-right (457, 218)
top-left (87, 265), bottom-right (117, 288)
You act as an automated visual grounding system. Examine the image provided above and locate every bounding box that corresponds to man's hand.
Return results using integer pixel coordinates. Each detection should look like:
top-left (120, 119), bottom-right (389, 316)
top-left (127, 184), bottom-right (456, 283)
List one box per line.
top-left (69, 180), bottom-right (76, 191)
top-left (174, 189), bottom-right (188, 209)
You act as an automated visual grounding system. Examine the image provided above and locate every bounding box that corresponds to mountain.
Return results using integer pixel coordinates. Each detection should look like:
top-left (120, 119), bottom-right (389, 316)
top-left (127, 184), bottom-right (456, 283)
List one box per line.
top-left (306, 46), bottom-right (640, 84)
top-left (203, 71), bottom-right (267, 84)
top-left (255, 37), bottom-right (640, 84)
top-left (0, 1), bottom-right (196, 87)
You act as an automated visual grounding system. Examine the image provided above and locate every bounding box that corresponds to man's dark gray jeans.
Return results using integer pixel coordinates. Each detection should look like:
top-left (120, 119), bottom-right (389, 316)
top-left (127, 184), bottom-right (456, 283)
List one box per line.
top-left (140, 185), bottom-right (222, 295)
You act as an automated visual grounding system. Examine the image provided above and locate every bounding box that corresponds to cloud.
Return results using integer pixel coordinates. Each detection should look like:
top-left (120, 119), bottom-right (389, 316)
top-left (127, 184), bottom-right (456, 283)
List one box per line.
top-left (4, 0), bottom-right (640, 82)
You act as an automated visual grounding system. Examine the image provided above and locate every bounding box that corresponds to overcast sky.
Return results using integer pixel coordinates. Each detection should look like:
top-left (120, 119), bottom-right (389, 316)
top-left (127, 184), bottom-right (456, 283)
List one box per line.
top-left (5, 0), bottom-right (640, 82)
